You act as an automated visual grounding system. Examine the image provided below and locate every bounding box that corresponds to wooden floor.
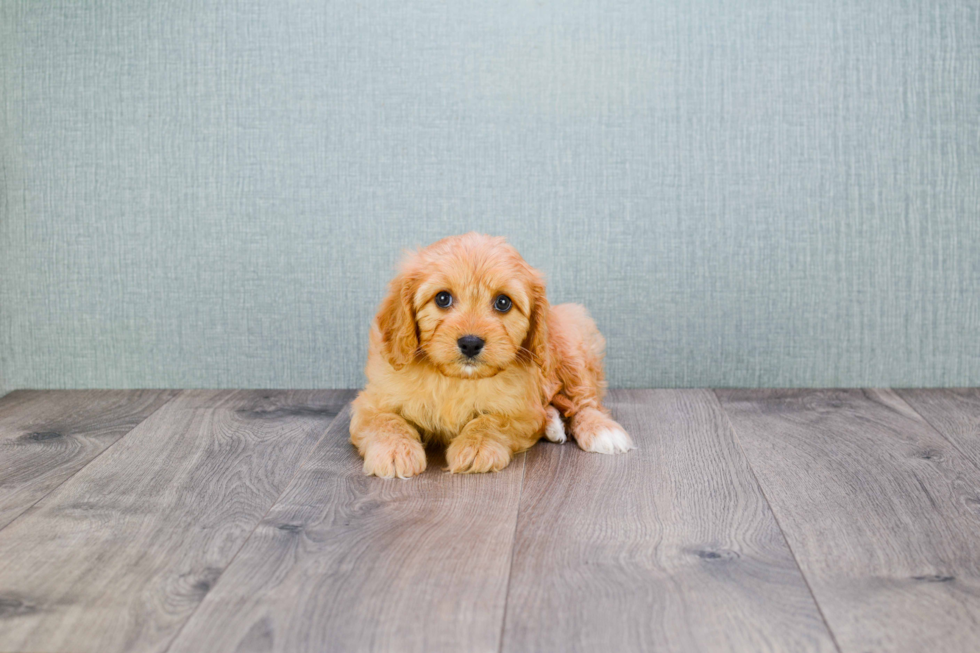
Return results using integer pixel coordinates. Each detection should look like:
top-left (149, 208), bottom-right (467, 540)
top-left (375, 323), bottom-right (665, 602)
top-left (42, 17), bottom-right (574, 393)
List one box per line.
top-left (0, 390), bottom-right (979, 652)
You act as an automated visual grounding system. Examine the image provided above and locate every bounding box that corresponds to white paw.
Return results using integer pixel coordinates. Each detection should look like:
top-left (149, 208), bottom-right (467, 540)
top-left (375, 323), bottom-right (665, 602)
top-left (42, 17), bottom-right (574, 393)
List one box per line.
top-left (544, 406), bottom-right (566, 443)
top-left (582, 427), bottom-right (634, 455)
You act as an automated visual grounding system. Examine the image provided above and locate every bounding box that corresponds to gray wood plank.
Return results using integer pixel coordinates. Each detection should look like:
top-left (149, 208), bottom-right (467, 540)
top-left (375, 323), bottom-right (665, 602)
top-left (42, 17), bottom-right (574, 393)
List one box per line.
top-left (168, 406), bottom-right (526, 653)
top-left (896, 388), bottom-right (980, 471)
top-left (501, 389), bottom-right (837, 653)
top-left (717, 388), bottom-right (980, 653)
top-left (0, 389), bottom-right (178, 530)
top-left (0, 389), bottom-right (352, 653)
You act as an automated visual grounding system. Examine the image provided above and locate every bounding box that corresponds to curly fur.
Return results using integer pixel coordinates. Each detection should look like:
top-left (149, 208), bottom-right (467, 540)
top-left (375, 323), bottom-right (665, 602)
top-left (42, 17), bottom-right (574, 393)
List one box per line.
top-left (350, 233), bottom-right (634, 478)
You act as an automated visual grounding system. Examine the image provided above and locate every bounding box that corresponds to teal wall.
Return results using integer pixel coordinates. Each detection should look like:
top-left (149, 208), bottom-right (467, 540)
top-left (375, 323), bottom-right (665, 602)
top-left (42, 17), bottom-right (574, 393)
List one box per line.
top-left (1, 1), bottom-right (978, 392)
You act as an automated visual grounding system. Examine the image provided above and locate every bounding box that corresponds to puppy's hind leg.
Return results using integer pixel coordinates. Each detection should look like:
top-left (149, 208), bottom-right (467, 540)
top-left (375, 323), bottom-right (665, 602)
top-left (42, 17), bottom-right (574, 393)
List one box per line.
top-left (547, 303), bottom-right (634, 454)
top-left (543, 405), bottom-right (567, 443)
top-left (569, 407), bottom-right (634, 455)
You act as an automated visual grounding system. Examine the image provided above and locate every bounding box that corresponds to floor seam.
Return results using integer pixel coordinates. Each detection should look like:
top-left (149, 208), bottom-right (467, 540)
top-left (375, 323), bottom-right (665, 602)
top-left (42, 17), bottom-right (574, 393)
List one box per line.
top-left (161, 392), bottom-right (356, 653)
top-left (496, 448), bottom-right (528, 653)
top-left (890, 389), bottom-right (980, 477)
top-left (0, 389), bottom-right (183, 534)
top-left (711, 389), bottom-right (845, 653)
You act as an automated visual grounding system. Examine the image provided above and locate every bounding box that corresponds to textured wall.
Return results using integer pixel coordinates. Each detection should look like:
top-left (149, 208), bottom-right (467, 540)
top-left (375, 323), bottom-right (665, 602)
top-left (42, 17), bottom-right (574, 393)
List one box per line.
top-left (1, 0), bottom-right (979, 392)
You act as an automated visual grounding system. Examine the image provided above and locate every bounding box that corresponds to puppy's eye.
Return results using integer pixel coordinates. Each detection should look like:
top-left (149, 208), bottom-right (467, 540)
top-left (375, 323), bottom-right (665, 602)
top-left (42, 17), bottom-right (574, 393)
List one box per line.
top-left (493, 295), bottom-right (513, 313)
top-left (435, 291), bottom-right (453, 309)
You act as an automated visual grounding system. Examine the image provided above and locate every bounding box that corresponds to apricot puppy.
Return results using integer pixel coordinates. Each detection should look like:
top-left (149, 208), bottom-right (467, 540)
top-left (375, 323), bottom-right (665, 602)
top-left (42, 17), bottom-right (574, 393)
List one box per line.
top-left (350, 233), bottom-right (634, 478)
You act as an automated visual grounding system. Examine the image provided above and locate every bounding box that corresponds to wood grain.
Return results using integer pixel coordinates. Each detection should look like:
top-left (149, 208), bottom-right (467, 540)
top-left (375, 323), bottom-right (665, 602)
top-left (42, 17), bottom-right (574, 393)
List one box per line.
top-left (0, 389), bottom-right (352, 653)
top-left (168, 406), bottom-right (526, 653)
top-left (501, 389), bottom-right (837, 653)
top-left (0, 389), bottom-right (178, 530)
top-left (896, 388), bottom-right (980, 471)
top-left (717, 388), bottom-right (980, 653)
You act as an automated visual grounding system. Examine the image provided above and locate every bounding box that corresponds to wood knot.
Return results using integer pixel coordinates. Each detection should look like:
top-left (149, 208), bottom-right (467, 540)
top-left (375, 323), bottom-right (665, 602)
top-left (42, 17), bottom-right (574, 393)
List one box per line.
top-left (912, 574), bottom-right (954, 583)
top-left (190, 568), bottom-right (222, 595)
top-left (238, 406), bottom-right (338, 420)
top-left (0, 596), bottom-right (36, 617)
top-left (22, 431), bottom-right (63, 442)
top-left (688, 547), bottom-right (740, 561)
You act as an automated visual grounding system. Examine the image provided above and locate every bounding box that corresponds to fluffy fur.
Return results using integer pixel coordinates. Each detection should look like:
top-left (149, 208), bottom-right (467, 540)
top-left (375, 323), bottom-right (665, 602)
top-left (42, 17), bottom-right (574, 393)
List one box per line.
top-left (350, 233), bottom-right (634, 478)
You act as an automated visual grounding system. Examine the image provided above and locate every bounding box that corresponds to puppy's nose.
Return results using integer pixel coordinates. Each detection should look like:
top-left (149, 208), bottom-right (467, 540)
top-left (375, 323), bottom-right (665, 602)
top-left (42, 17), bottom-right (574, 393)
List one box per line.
top-left (457, 335), bottom-right (485, 358)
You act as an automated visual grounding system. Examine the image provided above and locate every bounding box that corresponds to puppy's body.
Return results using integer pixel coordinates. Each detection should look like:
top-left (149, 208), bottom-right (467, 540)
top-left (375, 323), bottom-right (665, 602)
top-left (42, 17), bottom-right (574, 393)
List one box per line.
top-left (360, 324), bottom-right (544, 446)
top-left (351, 233), bottom-right (633, 478)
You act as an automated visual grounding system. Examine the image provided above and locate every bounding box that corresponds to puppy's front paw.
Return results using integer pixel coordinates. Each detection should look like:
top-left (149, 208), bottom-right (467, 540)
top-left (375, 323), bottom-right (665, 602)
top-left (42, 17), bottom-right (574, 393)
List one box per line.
top-left (362, 438), bottom-right (427, 479)
top-left (446, 435), bottom-right (512, 474)
top-left (571, 408), bottom-right (635, 455)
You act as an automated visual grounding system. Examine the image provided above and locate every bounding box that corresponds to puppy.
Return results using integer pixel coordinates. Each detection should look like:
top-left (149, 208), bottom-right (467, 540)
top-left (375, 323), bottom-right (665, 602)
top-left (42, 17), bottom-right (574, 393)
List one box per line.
top-left (350, 233), bottom-right (634, 478)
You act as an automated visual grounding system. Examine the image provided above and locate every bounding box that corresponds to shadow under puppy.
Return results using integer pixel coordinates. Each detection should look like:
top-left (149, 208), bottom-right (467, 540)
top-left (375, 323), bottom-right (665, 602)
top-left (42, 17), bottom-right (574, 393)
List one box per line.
top-left (350, 233), bottom-right (634, 478)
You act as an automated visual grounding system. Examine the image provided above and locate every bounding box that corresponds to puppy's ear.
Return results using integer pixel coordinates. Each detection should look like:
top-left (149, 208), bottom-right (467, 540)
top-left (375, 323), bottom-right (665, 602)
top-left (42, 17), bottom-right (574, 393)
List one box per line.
top-left (522, 269), bottom-right (551, 368)
top-left (376, 268), bottom-right (420, 370)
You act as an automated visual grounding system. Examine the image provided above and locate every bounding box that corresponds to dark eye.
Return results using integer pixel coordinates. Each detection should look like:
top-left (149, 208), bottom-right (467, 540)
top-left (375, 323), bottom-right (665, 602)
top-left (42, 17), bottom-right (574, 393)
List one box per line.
top-left (435, 291), bottom-right (453, 308)
top-left (493, 295), bottom-right (512, 313)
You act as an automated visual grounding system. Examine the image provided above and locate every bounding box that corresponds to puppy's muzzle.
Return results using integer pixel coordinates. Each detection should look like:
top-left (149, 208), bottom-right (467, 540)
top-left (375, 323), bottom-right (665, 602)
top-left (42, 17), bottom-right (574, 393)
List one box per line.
top-left (457, 335), bottom-right (485, 359)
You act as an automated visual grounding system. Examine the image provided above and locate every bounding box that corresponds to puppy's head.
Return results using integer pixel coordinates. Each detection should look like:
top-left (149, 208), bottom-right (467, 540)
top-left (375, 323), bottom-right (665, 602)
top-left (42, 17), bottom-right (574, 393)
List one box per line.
top-left (375, 233), bottom-right (548, 379)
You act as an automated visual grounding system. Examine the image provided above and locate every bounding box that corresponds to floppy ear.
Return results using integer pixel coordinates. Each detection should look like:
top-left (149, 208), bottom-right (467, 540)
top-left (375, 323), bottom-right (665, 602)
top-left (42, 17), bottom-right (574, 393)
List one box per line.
top-left (521, 269), bottom-right (551, 368)
top-left (375, 270), bottom-right (420, 370)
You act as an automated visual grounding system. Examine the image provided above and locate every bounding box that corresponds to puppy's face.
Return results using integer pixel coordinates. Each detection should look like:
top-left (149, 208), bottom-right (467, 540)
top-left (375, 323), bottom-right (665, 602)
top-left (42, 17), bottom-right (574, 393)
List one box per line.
top-left (376, 234), bottom-right (548, 379)
top-left (414, 261), bottom-right (532, 379)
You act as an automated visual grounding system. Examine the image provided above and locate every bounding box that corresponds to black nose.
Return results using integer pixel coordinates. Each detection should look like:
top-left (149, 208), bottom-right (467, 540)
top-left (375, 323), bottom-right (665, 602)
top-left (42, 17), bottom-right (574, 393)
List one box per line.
top-left (457, 335), bottom-right (485, 358)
